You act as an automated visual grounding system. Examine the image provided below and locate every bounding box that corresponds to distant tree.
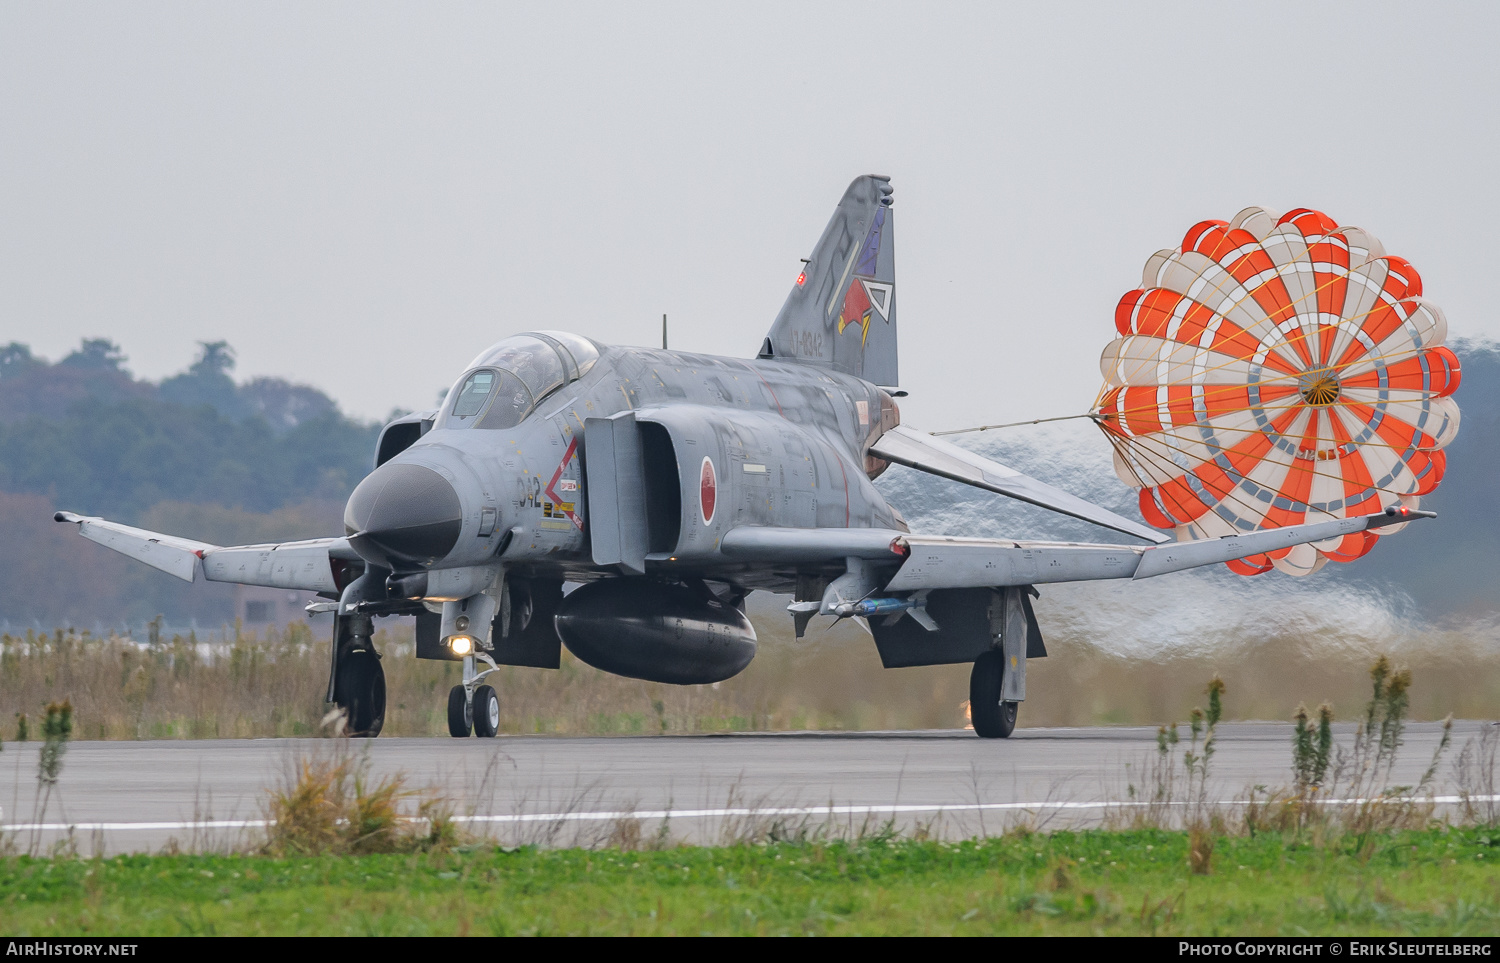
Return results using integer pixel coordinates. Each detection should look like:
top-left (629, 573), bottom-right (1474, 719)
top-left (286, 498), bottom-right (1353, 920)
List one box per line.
top-left (59, 338), bottom-right (127, 372)
top-left (0, 391), bottom-right (378, 519)
top-left (190, 340), bottom-right (235, 377)
top-left (241, 377), bottom-right (337, 433)
top-left (0, 341), bottom-right (149, 422)
top-left (159, 340), bottom-right (246, 418)
top-left (0, 343), bottom-right (44, 381)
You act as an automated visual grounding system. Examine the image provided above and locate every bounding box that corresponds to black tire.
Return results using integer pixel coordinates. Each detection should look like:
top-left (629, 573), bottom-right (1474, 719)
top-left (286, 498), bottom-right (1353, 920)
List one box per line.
top-left (970, 650), bottom-right (1018, 739)
top-left (335, 649), bottom-right (386, 737)
top-left (447, 685), bottom-right (472, 738)
top-left (473, 684), bottom-right (500, 738)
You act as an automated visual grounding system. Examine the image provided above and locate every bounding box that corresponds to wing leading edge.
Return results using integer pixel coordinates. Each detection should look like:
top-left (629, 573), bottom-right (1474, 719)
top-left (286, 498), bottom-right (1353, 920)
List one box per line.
top-left (868, 425), bottom-right (1170, 544)
top-left (54, 511), bottom-right (356, 593)
top-left (721, 505), bottom-right (1433, 590)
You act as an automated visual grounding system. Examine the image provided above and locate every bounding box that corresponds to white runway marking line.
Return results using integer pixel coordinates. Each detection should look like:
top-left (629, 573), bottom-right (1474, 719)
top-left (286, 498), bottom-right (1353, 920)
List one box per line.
top-left (6, 795), bottom-right (1498, 834)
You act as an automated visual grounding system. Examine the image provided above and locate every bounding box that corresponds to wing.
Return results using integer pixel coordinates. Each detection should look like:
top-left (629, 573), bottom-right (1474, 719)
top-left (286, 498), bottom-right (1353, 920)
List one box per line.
top-left (722, 505), bottom-right (1432, 593)
top-left (54, 511), bottom-right (358, 593)
top-left (868, 424), bottom-right (1169, 544)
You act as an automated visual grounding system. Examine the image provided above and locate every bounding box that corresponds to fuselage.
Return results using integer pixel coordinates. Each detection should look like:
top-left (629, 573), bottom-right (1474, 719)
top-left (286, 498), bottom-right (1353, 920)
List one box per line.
top-left (345, 332), bottom-right (905, 594)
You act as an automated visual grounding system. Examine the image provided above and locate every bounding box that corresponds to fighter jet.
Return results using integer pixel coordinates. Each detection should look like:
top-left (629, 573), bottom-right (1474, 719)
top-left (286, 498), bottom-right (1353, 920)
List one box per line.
top-left (54, 175), bottom-right (1431, 739)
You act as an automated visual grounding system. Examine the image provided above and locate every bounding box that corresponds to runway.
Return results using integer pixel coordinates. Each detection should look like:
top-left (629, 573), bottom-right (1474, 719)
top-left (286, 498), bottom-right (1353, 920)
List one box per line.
top-left (0, 721), bottom-right (1482, 853)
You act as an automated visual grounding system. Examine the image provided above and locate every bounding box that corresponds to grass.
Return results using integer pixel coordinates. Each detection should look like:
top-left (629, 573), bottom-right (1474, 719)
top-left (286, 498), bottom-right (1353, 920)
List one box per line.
top-left (259, 751), bottom-right (460, 857)
top-left (4, 609), bottom-right (1500, 739)
top-left (2, 659), bottom-right (1495, 936)
top-left (2, 828), bottom-right (1497, 936)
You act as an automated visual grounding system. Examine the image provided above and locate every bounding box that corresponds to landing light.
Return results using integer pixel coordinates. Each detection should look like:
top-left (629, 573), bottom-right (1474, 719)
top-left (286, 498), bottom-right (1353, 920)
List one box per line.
top-left (448, 635), bottom-right (474, 656)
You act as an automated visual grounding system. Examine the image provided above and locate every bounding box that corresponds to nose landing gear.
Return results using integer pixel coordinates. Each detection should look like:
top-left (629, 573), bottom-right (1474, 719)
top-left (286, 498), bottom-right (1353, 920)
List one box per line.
top-left (447, 654), bottom-right (502, 738)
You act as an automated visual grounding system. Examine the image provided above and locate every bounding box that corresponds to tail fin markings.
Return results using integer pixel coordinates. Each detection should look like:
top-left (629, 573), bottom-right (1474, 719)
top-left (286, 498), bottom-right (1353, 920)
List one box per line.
top-left (760, 175), bottom-right (898, 386)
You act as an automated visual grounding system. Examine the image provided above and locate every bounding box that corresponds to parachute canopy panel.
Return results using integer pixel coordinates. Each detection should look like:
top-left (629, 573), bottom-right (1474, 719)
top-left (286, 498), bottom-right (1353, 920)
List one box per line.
top-left (1093, 207), bottom-right (1461, 577)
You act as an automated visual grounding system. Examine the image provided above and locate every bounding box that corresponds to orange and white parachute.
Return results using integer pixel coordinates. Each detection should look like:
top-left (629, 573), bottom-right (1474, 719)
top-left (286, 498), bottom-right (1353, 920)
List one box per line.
top-left (1094, 207), bottom-right (1461, 576)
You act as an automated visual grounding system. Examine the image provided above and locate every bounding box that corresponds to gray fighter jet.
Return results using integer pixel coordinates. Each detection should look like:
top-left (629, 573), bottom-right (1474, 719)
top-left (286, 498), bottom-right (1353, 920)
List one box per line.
top-left (55, 175), bottom-right (1430, 739)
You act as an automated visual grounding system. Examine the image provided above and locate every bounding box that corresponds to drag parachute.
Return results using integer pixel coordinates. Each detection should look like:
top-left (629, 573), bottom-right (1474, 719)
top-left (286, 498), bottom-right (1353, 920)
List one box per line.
top-left (1095, 207), bottom-right (1461, 576)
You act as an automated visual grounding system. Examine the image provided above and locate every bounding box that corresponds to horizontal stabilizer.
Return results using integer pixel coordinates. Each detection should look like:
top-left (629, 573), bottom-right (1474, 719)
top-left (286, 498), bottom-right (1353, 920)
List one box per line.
top-left (868, 425), bottom-right (1169, 544)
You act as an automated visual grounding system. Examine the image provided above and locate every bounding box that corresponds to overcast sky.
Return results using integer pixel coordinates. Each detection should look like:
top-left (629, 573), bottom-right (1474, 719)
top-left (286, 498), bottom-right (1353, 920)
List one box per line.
top-left (2, 2), bottom-right (1495, 429)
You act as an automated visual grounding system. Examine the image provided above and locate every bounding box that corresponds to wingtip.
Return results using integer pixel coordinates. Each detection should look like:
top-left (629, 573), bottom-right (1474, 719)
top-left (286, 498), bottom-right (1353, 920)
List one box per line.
top-left (54, 511), bottom-right (78, 524)
top-left (1359, 505), bottom-right (1438, 531)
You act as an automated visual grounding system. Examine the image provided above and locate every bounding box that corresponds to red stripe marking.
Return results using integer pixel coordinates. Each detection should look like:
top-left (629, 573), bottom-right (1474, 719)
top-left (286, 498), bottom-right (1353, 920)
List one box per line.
top-left (544, 435), bottom-right (583, 530)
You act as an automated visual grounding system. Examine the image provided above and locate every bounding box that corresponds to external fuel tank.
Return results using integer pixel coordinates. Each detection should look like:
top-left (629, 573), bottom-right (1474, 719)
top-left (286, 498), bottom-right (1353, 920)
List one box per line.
top-left (554, 579), bottom-right (757, 685)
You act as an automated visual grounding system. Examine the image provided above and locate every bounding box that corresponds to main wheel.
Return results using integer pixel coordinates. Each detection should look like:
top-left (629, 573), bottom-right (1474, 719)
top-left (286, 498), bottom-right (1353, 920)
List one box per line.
top-left (334, 649), bottom-right (386, 737)
top-left (473, 685), bottom-right (500, 738)
top-left (447, 685), bottom-right (472, 737)
top-left (970, 650), bottom-right (1018, 739)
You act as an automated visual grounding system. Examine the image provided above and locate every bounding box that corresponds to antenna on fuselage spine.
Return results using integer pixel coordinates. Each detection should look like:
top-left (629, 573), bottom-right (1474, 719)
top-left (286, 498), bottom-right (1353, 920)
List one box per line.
top-left (662, 314), bottom-right (668, 350)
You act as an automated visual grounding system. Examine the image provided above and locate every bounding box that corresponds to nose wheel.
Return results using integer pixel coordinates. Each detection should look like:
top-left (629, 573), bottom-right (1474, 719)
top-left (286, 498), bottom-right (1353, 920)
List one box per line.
top-left (473, 685), bottom-right (500, 737)
top-left (447, 654), bottom-right (501, 738)
top-left (447, 684), bottom-right (472, 737)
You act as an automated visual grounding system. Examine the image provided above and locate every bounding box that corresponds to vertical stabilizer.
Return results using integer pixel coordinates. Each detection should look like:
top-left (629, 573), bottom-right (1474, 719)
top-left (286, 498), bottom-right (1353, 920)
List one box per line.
top-left (759, 175), bottom-right (898, 386)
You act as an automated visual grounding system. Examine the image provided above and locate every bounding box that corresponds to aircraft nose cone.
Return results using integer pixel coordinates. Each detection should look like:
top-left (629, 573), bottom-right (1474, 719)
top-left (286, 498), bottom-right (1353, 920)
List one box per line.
top-left (344, 463), bottom-right (463, 567)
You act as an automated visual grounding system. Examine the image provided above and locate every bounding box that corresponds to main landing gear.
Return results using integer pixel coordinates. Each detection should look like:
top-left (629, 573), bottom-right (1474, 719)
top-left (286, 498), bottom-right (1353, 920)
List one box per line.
top-left (969, 650), bottom-right (1018, 739)
top-left (447, 653), bottom-right (501, 738)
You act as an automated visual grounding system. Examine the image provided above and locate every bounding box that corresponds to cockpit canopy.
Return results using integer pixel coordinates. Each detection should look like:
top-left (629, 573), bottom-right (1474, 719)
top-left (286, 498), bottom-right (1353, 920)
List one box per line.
top-left (438, 331), bottom-right (601, 431)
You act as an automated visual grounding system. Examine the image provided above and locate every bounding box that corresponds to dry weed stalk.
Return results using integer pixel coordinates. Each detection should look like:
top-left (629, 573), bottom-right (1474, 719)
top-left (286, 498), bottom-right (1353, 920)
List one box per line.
top-left (1325, 658), bottom-right (1449, 839)
top-left (1251, 655), bottom-right (1455, 842)
top-left (28, 700), bottom-right (73, 856)
top-left (1454, 723), bottom-right (1500, 826)
top-left (1120, 675), bottom-right (1225, 854)
top-left (1187, 824), bottom-right (1215, 876)
top-left (261, 741), bottom-right (461, 856)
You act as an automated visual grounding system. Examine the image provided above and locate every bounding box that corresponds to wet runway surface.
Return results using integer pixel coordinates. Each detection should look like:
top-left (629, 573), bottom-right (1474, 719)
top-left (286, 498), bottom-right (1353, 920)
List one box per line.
top-left (1, 721), bottom-right (1477, 852)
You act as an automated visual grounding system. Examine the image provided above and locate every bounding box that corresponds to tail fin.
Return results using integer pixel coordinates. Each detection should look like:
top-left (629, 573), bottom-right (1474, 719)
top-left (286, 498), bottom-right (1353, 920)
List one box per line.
top-left (758, 175), bottom-right (898, 386)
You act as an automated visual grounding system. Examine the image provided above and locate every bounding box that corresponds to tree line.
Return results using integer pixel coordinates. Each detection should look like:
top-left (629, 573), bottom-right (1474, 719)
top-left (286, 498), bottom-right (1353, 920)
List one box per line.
top-left (0, 338), bottom-right (380, 626)
top-left (0, 338), bottom-right (379, 520)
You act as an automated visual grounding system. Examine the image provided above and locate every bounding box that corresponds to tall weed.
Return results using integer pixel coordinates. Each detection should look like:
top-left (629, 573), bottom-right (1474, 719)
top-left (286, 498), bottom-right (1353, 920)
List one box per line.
top-left (261, 741), bottom-right (459, 856)
top-left (1454, 724), bottom-right (1500, 826)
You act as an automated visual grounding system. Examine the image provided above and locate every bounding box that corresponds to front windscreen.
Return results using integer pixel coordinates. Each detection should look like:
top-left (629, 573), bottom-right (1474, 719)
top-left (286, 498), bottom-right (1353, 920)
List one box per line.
top-left (451, 371), bottom-right (496, 418)
top-left (442, 368), bottom-right (535, 429)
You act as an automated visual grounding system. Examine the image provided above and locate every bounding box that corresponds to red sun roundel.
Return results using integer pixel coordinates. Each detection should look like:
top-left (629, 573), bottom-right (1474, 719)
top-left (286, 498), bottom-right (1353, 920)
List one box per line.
top-left (699, 456), bottom-right (717, 524)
